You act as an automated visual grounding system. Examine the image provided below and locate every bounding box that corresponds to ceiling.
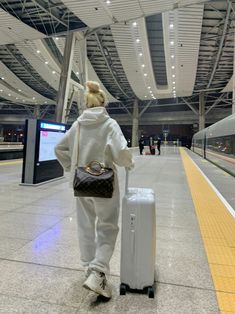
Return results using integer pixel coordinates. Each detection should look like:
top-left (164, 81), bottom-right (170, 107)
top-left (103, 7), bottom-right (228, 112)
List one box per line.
top-left (0, 0), bottom-right (234, 125)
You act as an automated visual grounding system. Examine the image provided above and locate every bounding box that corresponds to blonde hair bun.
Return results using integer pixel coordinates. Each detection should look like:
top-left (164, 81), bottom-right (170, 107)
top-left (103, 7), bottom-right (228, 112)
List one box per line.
top-left (86, 81), bottom-right (100, 93)
top-left (85, 80), bottom-right (107, 108)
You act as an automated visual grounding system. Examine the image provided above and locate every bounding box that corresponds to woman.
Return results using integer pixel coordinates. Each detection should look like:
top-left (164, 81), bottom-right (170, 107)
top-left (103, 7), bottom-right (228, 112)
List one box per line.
top-left (55, 81), bottom-right (134, 299)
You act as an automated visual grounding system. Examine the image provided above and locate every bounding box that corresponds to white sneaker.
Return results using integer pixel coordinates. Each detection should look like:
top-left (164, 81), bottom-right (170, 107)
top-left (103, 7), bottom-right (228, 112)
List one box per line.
top-left (83, 270), bottom-right (112, 299)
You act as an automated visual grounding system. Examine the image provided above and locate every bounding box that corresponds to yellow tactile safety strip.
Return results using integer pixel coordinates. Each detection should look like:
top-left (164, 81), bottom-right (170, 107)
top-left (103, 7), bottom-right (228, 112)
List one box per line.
top-left (180, 148), bottom-right (235, 313)
top-left (0, 160), bottom-right (22, 166)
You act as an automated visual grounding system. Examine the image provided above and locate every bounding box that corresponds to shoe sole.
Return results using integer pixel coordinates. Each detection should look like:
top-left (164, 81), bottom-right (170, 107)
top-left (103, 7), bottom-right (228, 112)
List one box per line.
top-left (82, 282), bottom-right (111, 299)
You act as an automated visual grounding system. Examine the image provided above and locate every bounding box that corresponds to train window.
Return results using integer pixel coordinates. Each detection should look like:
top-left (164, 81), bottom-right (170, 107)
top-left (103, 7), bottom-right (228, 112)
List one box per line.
top-left (207, 135), bottom-right (235, 157)
top-left (194, 139), bottom-right (202, 148)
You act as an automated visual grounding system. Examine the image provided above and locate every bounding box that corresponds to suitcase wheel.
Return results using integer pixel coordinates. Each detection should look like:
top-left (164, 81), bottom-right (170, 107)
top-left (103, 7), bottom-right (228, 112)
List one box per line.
top-left (147, 286), bottom-right (155, 298)
top-left (120, 283), bottom-right (127, 295)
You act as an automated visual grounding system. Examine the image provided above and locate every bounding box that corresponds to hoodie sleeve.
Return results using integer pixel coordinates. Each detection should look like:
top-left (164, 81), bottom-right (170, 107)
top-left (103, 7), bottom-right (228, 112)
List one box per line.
top-left (108, 121), bottom-right (134, 169)
top-left (54, 126), bottom-right (73, 172)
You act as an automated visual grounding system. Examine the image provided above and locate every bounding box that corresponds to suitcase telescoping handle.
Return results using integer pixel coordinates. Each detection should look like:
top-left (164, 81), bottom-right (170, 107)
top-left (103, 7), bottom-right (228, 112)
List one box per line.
top-left (125, 168), bottom-right (129, 195)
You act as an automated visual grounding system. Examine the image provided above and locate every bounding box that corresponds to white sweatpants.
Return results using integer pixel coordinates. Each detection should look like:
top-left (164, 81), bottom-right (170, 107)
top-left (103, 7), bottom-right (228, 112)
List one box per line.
top-left (75, 185), bottom-right (120, 274)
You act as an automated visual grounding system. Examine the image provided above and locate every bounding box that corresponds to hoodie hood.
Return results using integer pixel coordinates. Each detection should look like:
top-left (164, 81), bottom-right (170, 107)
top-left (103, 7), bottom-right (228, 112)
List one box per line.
top-left (77, 107), bottom-right (110, 125)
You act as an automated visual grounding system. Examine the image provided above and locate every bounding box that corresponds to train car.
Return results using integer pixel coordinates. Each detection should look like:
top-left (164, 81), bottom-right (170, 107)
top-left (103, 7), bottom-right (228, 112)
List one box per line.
top-left (192, 129), bottom-right (206, 158)
top-left (192, 114), bottom-right (235, 176)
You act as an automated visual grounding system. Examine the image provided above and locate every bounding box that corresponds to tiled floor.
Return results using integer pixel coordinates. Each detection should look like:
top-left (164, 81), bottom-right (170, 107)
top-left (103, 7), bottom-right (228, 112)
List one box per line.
top-left (181, 148), bottom-right (235, 313)
top-left (0, 147), bottom-right (220, 313)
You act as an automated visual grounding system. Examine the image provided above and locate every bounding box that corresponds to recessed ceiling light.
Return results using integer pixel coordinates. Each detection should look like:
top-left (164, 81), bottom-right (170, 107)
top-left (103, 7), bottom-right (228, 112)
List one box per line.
top-left (172, 74), bottom-right (175, 78)
top-left (142, 64), bottom-right (145, 67)
top-left (76, 72), bottom-right (79, 75)
top-left (139, 53), bottom-right (143, 56)
top-left (174, 95), bottom-right (176, 98)
top-left (106, 0), bottom-right (111, 4)
top-left (16, 97), bottom-right (18, 99)
top-left (36, 50), bottom-right (40, 54)
top-left (45, 61), bottom-right (49, 64)
top-left (172, 66), bottom-right (175, 69)
top-left (18, 89), bottom-right (21, 92)
top-left (136, 39), bottom-right (140, 43)
top-left (150, 90), bottom-right (152, 93)
top-left (144, 96), bottom-right (147, 98)
top-left (173, 81), bottom-right (176, 84)
top-left (0, 90), bottom-right (3, 92)
top-left (144, 73), bottom-right (147, 76)
top-left (23, 99), bottom-right (25, 102)
top-left (52, 71), bottom-right (56, 74)
top-left (170, 24), bottom-right (174, 29)
top-left (44, 101), bottom-right (47, 104)
top-left (171, 55), bottom-right (174, 58)
top-left (173, 86), bottom-right (176, 90)
top-left (148, 86), bottom-right (151, 89)
top-left (8, 94), bottom-right (11, 96)
top-left (33, 97), bottom-right (35, 100)
top-left (55, 37), bottom-right (59, 40)
top-left (1, 77), bottom-right (4, 80)
top-left (132, 22), bottom-right (137, 27)
top-left (170, 41), bottom-right (174, 46)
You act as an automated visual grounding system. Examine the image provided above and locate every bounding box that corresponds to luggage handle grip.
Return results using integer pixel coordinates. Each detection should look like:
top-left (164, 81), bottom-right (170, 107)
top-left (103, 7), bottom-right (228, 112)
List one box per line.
top-left (125, 168), bottom-right (129, 195)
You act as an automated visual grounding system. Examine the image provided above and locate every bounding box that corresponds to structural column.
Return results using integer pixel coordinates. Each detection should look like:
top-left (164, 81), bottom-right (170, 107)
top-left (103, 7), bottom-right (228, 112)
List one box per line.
top-left (131, 99), bottom-right (139, 147)
top-left (0, 125), bottom-right (3, 141)
top-left (233, 29), bottom-right (235, 114)
top-left (56, 33), bottom-right (75, 123)
top-left (33, 105), bottom-right (40, 119)
top-left (199, 92), bottom-right (205, 130)
top-left (77, 36), bottom-right (88, 115)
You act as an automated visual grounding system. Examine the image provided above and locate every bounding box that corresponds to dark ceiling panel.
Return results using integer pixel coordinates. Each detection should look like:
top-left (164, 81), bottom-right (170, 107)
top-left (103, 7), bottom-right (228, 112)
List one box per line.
top-left (0, 0), bottom-right (87, 35)
top-left (146, 14), bottom-right (168, 86)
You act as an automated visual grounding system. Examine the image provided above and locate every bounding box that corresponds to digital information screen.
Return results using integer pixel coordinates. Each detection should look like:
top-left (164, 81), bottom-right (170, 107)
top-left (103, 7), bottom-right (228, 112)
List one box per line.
top-left (39, 122), bottom-right (66, 162)
top-left (22, 120), bottom-right (67, 185)
top-left (39, 130), bottom-right (65, 162)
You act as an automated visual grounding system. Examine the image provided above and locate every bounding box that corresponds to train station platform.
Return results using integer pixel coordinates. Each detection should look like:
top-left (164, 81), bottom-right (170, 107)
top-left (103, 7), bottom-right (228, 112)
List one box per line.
top-left (0, 147), bottom-right (234, 313)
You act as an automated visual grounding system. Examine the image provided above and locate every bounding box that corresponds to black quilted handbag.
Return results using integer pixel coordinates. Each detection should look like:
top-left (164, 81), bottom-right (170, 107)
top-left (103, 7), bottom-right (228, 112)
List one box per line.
top-left (73, 161), bottom-right (114, 198)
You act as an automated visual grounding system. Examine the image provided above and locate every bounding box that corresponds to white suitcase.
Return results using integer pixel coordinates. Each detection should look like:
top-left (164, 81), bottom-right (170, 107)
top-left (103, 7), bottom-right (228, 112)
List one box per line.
top-left (120, 170), bottom-right (156, 298)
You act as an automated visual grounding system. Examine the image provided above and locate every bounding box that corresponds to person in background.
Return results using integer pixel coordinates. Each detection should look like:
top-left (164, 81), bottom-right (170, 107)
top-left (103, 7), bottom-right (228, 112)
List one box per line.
top-left (54, 81), bottom-right (134, 300)
top-left (138, 135), bottom-right (145, 155)
top-left (157, 137), bottom-right (162, 155)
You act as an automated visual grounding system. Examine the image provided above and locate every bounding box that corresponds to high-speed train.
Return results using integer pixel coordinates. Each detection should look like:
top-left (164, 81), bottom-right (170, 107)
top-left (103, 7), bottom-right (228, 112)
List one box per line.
top-left (192, 114), bottom-right (235, 176)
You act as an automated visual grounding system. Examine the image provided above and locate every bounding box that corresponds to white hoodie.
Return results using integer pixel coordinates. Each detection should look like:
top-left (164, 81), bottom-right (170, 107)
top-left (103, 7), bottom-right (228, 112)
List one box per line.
top-left (54, 107), bottom-right (134, 186)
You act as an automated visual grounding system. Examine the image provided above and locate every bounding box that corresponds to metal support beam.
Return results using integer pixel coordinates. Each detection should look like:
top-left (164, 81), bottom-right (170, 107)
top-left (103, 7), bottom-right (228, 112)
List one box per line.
top-left (119, 103), bottom-right (132, 117)
top-left (94, 32), bottom-right (129, 99)
top-left (139, 101), bottom-right (152, 117)
top-left (64, 88), bottom-right (75, 122)
top-left (56, 33), bottom-right (75, 123)
top-left (31, 0), bottom-right (68, 28)
top-left (207, 2), bottom-right (231, 88)
top-left (199, 92), bottom-right (205, 130)
top-left (206, 93), bottom-right (226, 115)
top-left (131, 99), bottom-right (139, 147)
top-left (182, 98), bottom-right (199, 115)
top-left (5, 45), bottom-right (55, 96)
